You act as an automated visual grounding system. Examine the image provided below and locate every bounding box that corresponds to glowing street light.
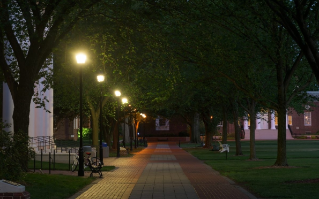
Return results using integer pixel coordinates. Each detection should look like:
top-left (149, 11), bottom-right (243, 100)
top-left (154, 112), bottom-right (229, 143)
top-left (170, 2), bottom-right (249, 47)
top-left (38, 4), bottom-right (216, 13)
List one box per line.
top-left (97, 74), bottom-right (105, 82)
top-left (121, 98), bottom-right (128, 148)
top-left (97, 72), bottom-right (105, 165)
top-left (76, 53), bottom-right (86, 176)
top-left (122, 98), bottom-right (128, 104)
top-left (115, 90), bottom-right (121, 97)
top-left (76, 53), bottom-right (86, 64)
top-left (140, 113), bottom-right (147, 145)
top-left (115, 90), bottom-right (121, 157)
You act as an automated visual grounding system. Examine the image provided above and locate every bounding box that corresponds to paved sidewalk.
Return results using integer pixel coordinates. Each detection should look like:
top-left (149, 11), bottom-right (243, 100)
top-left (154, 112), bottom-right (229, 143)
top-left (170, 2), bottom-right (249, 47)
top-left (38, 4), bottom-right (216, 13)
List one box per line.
top-left (69, 142), bottom-right (256, 199)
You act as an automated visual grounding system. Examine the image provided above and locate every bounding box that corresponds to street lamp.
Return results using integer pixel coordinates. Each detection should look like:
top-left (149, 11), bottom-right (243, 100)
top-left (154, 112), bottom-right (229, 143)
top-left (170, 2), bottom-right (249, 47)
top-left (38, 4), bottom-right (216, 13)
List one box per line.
top-left (122, 98), bottom-right (128, 104)
top-left (76, 53), bottom-right (86, 176)
top-left (115, 90), bottom-right (121, 157)
top-left (132, 109), bottom-right (138, 149)
top-left (140, 113), bottom-right (147, 145)
top-left (97, 73), bottom-right (105, 165)
top-left (129, 110), bottom-right (133, 151)
top-left (122, 98), bottom-right (128, 148)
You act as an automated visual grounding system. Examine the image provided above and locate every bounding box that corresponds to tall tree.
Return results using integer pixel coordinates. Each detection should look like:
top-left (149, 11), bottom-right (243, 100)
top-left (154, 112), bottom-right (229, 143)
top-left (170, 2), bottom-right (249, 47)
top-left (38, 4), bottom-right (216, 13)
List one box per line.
top-left (265, 0), bottom-right (319, 84)
top-left (0, 0), bottom-right (100, 170)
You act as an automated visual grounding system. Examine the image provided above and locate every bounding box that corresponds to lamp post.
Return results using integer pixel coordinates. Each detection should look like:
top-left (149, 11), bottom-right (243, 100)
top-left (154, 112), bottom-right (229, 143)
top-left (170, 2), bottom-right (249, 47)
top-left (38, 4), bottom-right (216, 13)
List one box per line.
top-left (122, 98), bottom-right (128, 148)
top-left (129, 110), bottom-right (133, 151)
top-left (76, 53), bottom-right (86, 176)
top-left (97, 73), bottom-right (105, 165)
top-left (140, 113), bottom-right (146, 145)
top-left (133, 109), bottom-right (138, 149)
top-left (115, 90), bottom-right (121, 157)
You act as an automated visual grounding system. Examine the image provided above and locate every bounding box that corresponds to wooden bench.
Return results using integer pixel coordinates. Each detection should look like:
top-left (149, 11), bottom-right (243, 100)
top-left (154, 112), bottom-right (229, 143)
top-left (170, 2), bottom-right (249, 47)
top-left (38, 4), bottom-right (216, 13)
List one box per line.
top-left (86, 152), bottom-right (103, 178)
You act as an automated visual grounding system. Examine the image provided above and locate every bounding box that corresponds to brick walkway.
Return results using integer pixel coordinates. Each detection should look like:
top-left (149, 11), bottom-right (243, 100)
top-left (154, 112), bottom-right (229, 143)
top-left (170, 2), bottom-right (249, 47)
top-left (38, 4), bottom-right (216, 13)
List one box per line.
top-left (69, 142), bottom-right (256, 199)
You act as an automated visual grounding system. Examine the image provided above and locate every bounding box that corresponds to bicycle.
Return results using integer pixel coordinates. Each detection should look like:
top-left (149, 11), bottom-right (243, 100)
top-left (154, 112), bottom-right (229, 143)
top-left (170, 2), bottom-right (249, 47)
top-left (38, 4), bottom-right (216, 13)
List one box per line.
top-left (71, 152), bottom-right (101, 172)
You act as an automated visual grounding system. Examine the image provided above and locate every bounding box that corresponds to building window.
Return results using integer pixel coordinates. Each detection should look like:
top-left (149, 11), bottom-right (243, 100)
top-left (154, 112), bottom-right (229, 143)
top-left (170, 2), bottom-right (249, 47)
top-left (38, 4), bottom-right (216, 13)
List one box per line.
top-left (155, 117), bottom-right (169, 131)
top-left (304, 112), bottom-right (311, 126)
top-left (288, 116), bottom-right (292, 126)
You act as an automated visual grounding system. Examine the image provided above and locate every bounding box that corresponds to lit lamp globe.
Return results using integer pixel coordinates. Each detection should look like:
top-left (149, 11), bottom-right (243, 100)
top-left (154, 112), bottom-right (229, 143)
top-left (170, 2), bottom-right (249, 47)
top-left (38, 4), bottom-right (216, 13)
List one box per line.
top-left (122, 98), bottom-right (128, 104)
top-left (115, 90), bottom-right (121, 97)
top-left (97, 74), bottom-right (105, 82)
top-left (76, 53), bottom-right (86, 64)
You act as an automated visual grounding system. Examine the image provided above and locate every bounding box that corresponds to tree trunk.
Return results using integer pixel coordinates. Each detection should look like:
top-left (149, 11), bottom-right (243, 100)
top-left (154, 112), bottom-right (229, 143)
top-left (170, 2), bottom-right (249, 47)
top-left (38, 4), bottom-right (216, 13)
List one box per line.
top-left (274, 56), bottom-right (288, 166)
top-left (222, 106), bottom-right (228, 144)
top-left (203, 121), bottom-right (214, 148)
top-left (201, 109), bottom-right (217, 148)
top-left (112, 121), bottom-right (119, 150)
top-left (232, 100), bottom-right (243, 156)
top-left (275, 102), bottom-right (288, 166)
top-left (12, 78), bottom-right (34, 171)
top-left (87, 97), bottom-right (100, 149)
top-left (91, 113), bottom-right (99, 149)
top-left (103, 128), bottom-right (111, 148)
top-left (191, 112), bottom-right (200, 143)
top-left (248, 100), bottom-right (257, 160)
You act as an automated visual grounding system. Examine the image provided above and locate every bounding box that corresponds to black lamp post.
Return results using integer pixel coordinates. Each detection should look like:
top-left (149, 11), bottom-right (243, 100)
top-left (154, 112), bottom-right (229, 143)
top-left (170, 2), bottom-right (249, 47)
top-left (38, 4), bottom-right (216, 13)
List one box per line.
top-left (97, 73), bottom-right (105, 165)
top-left (76, 53), bottom-right (86, 176)
top-left (133, 109), bottom-right (138, 149)
top-left (122, 98), bottom-right (128, 148)
top-left (140, 113), bottom-right (146, 145)
top-left (115, 90), bottom-right (121, 157)
top-left (123, 108), bottom-right (126, 148)
top-left (129, 110), bottom-right (133, 151)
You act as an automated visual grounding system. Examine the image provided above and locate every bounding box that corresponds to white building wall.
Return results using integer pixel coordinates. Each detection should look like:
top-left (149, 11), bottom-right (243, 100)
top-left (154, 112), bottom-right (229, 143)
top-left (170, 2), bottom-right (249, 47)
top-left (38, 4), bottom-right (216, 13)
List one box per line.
top-left (270, 111), bottom-right (276, 129)
top-left (2, 76), bottom-right (54, 138)
top-left (2, 83), bottom-right (14, 133)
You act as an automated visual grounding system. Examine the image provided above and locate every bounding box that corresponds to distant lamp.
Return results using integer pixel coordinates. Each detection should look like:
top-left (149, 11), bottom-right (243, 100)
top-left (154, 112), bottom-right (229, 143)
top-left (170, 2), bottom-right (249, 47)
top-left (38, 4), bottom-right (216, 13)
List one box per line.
top-left (115, 90), bottom-right (121, 157)
top-left (115, 90), bottom-right (121, 97)
top-left (122, 98), bottom-right (128, 104)
top-left (97, 74), bottom-right (105, 82)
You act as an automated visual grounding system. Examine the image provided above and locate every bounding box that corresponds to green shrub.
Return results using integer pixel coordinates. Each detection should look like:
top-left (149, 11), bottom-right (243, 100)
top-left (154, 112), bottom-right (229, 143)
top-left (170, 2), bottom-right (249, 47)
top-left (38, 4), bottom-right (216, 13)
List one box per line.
top-left (0, 122), bottom-right (34, 181)
top-left (296, 135), bottom-right (307, 139)
top-left (77, 128), bottom-right (92, 139)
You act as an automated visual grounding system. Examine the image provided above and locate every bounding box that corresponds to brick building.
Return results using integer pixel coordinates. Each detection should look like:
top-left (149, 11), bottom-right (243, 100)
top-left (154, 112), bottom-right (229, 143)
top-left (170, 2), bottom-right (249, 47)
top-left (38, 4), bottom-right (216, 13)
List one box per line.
top-left (289, 103), bottom-right (319, 135)
top-left (53, 117), bottom-right (90, 140)
top-left (288, 91), bottom-right (319, 135)
top-left (138, 115), bottom-right (188, 138)
top-left (218, 91), bottom-right (319, 137)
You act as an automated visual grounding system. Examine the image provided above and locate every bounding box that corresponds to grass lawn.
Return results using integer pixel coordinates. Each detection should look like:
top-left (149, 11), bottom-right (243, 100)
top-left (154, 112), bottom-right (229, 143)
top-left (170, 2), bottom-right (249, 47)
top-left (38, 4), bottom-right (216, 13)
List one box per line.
top-left (24, 173), bottom-right (95, 199)
top-left (23, 147), bottom-right (146, 198)
top-left (25, 161), bottom-right (114, 198)
top-left (183, 140), bottom-right (319, 199)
